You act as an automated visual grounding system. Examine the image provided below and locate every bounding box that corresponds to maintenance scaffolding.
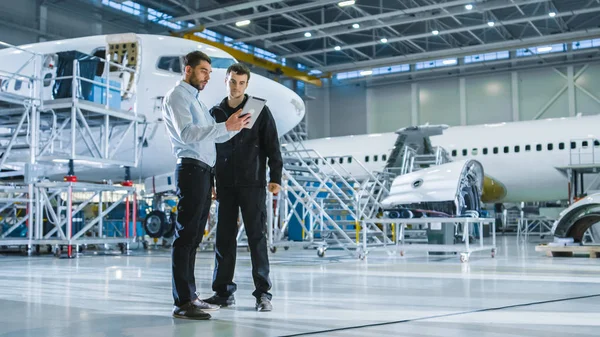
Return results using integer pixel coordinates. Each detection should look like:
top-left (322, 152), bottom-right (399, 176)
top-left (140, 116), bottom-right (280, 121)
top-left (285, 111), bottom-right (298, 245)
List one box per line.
top-left (0, 37), bottom-right (146, 257)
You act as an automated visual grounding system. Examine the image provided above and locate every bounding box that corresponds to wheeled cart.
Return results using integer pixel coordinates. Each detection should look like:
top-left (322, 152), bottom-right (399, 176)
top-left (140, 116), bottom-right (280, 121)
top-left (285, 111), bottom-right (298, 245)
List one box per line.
top-left (359, 217), bottom-right (496, 262)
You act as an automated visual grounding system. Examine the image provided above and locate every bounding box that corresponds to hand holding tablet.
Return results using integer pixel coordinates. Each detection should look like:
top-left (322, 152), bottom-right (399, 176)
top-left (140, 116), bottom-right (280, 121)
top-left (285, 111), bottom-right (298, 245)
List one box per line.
top-left (239, 96), bottom-right (267, 129)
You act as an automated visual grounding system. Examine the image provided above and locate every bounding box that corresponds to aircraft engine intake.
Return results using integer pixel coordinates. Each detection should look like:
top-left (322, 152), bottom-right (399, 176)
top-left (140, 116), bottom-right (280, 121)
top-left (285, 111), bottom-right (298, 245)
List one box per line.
top-left (381, 160), bottom-right (484, 218)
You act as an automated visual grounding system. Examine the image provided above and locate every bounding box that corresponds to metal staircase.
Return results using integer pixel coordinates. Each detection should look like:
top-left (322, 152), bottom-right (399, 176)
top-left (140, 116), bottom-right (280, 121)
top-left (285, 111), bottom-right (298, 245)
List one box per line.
top-left (266, 128), bottom-right (392, 258)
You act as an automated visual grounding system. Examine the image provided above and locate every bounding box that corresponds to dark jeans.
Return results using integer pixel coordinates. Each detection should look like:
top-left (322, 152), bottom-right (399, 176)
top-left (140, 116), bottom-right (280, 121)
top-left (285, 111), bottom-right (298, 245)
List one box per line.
top-left (212, 186), bottom-right (272, 300)
top-left (172, 162), bottom-right (213, 306)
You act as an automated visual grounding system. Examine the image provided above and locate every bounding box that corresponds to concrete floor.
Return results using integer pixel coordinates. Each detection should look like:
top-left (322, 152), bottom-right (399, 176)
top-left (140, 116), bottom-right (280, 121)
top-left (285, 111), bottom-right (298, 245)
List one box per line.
top-left (0, 236), bottom-right (599, 337)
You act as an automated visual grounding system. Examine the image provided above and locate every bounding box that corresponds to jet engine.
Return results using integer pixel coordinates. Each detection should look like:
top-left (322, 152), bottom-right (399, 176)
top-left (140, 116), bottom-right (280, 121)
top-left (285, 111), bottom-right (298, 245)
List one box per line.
top-left (381, 159), bottom-right (484, 218)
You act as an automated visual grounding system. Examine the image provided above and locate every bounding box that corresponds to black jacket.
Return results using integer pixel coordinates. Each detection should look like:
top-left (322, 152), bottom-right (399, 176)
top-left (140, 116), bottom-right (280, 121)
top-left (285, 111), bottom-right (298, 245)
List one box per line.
top-left (210, 95), bottom-right (283, 188)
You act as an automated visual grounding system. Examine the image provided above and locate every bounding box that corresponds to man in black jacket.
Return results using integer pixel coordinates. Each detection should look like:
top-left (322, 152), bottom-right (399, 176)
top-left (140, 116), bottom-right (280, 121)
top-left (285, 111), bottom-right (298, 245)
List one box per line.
top-left (203, 63), bottom-right (282, 312)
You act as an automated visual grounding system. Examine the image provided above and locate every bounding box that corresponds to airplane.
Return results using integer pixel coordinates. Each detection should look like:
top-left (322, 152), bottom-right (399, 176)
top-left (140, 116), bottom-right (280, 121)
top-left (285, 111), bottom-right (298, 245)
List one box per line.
top-left (296, 114), bottom-right (600, 205)
top-left (0, 33), bottom-right (306, 190)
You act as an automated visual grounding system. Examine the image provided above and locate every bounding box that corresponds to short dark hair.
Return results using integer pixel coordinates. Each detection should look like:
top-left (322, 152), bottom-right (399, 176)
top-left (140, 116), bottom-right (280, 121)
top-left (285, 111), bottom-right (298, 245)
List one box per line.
top-left (183, 51), bottom-right (211, 68)
top-left (226, 62), bottom-right (251, 81)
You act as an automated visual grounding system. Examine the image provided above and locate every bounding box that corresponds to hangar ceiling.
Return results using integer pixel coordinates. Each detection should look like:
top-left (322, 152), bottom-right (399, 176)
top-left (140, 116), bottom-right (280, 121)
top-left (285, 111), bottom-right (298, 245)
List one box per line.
top-left (133, 0), bottom-right (600, 73)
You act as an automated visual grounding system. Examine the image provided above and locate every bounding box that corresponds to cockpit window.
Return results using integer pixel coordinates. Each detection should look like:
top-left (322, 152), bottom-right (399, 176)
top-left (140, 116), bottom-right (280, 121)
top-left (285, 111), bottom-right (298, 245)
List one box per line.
top-left (157, 56), bottom-right (235, 73)
top-left (157, 56), bottom-right (182, 73)
top-left (211, 57), bottom-right (236, 69)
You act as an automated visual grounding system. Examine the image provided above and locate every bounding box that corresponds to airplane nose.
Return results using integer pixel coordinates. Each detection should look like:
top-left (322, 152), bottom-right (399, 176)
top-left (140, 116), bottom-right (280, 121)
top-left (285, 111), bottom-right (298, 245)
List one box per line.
top-left (250, 74), bottom-right (305, 136)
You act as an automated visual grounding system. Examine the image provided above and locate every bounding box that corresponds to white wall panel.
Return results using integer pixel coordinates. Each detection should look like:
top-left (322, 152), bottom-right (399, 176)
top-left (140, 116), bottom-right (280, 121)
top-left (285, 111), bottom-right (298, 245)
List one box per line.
top-left (519, 68), bottom-right (567, 120)
top-left (466, 73), bottom-right (512, 125)
top-left (366, 84), bottom-right (411, 133)
top-left (419, 78), bottom-right (460, 126)
top-left (328, 83), bottom-right (367, 137)
top-left (306, 84), bottom-right (330, 139)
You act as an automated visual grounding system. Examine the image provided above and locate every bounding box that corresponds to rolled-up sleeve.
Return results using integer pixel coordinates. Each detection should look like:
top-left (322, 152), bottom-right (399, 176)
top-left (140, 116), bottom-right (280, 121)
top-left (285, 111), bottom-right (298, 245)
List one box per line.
top-left (165, 91), bottom-right (229, 144)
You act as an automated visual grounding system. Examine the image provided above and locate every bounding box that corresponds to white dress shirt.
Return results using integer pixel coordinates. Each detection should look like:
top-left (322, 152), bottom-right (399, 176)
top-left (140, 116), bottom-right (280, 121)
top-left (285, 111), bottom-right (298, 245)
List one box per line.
top-left (162, 80), bottom-right (236, 166)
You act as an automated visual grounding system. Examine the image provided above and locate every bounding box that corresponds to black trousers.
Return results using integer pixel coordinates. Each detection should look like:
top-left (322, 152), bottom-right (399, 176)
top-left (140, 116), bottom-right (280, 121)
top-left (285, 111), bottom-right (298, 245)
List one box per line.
top-left (212, 186), bottom-right (272, 300)
top-left (172, 163), bottom-right (213, 306)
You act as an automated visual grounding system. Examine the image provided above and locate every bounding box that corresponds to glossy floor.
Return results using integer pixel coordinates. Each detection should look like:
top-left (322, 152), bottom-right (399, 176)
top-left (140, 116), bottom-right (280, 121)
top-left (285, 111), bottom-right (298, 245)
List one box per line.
top-left (0, 236), bottom-right (599, 337)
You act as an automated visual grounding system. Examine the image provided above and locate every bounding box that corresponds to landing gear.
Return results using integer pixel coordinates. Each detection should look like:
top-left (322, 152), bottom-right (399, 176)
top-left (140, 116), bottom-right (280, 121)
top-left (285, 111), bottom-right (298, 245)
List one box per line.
top-left (143, 210), bottom-right (167, 238)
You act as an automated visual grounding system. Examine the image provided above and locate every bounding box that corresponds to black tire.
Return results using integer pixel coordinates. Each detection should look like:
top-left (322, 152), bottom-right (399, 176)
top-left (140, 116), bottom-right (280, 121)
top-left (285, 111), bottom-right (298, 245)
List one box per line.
top-left (143, 210), bottom-right (167, 238)
top-left (162, 211), bottom-right (176, 238)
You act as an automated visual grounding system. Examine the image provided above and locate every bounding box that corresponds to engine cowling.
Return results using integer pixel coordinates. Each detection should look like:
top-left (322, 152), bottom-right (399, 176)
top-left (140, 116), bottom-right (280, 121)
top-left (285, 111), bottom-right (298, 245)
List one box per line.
top-left (551, 194), bottom-right (600, 243)
top-left (381, 159), bottom-right (484, 218)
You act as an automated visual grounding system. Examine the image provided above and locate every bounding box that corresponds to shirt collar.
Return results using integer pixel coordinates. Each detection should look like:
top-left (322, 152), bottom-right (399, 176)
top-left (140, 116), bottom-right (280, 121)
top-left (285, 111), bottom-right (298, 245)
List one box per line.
top-left (177, 80), bottom-right (199, 97)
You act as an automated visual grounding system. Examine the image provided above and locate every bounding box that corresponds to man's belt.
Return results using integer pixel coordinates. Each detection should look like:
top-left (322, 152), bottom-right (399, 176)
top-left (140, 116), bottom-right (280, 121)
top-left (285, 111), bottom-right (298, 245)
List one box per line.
top-left (177, 157), bottom-right (214, 174)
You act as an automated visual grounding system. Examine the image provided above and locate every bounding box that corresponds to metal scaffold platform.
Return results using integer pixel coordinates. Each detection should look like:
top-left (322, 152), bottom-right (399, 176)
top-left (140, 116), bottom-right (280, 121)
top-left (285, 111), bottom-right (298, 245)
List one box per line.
top-left (0, 37), bottom-right (146, 256)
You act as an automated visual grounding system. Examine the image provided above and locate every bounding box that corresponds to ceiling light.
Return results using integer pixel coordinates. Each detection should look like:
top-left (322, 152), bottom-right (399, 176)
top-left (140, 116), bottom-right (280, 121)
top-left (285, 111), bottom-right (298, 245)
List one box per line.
top-left (352, 23), bottom-right (360, 29)
top-left (360, 70), bottom-right (373, 76)
top-left (338, 0), bottom-right (355, 7)
top-left (537, 46), bottom-right (553, 52)
top-left (334, 46), bottom-right (341, 51)
top-left (380, 38), bottom-right (388, 43)
top-left (442, 59), bottom-right (457, 65)
top-left (488, 21), bottom-right (495, 27)
top-left (549, 12), bottom-right (556, 17)
top-left (235, 20), bottom-right (251, 27)
top-left (432, 30), bottom-right (439, 35)
top-left (304, 32), bottom-right (312, 37)
top-left (465, 4), bottom-right (473, 10)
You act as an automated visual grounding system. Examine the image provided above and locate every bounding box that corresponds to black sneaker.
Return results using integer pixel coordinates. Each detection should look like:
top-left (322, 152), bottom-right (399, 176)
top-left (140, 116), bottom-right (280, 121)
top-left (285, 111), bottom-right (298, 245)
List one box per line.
top-left (172, 302), bottom-right (211, 320)
top-left (203, 294), bottom-right (235, 307)
top-left (255, 295), bottom-right (272, 312)
top-left (192, 298), bottom-right (220, 312)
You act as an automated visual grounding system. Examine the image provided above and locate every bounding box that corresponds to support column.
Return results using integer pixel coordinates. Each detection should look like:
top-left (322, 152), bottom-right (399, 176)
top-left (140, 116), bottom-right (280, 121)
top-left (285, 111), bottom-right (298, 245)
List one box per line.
top-left (460, 77), bottom-right (467, 125)
top-left (567, 65), bottom-right (576, 116)
top-left (324, 85), bottom-right (330, 137)
top-left (411, 82), bottom-right (419, 126)
top-left (38, 2), bottom-right (48, 42)
top-left (511, 71), bottom-right (519, 121)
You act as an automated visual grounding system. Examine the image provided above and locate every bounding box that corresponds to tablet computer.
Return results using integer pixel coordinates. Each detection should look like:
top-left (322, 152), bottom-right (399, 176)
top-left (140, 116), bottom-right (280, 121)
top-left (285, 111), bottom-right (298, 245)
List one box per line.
top-left (240, 95), bottom-right (267, 129)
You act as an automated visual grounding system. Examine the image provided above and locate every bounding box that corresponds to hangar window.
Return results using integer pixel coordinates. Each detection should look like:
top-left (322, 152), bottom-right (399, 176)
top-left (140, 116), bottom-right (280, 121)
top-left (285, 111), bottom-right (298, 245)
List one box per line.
top-left (348, 157), bottom-right (353, 163)
top-left (462, 149), bottom-right (467, 156)
top-left (365, 156), bottom-right (369, 162)
top-left (465, 51), bottom-right (509, 63)
top-left (572, 38), bottom-right (600, 50)
top-left (211, 57), bottom-right (237, 69)
top-left (503, 146), bottom-right (509, 153)
top-left (559, 142), bottom-right (565, 150)
top-left (382, 154), bottom-right (387, 161)
top-left (374, 155), bottom-right (378, 162)
top-left (536, 144), bottom-right (542, 151)
top-left (582, 141), bottom-right (589, 148)
top-left (451, 150), bottom-right (457, 157)
top-left (595, 140), bottom-right (600, 147)
top-left (571, 141), bottom-right (576, 149)
top-left (516, 43), bottom-right (566, 57)
top-left (514, 146), bottom-right (520, 153)
top-left (483, 148), bottom-right (488, 155)
top-left (525, 145), bottom-right (531, 151)
top-left (493, 147), bottom-right (498, 154)
top-left (339, 157), bottom-right (343, 164)
top-left (471, 148), bottom-right (478, 155)
top-left (157, 56), bottom-right (182, 73)
top-left (547, 143), bottom-right (554, 151)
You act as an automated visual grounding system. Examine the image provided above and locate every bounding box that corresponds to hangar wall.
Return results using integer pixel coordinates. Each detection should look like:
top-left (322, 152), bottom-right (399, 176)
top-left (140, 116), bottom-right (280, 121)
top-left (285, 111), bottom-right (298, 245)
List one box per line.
top-left (307, 62), bottom-right (600, 138)
top-left (0, 0), bottom-right (144, 45)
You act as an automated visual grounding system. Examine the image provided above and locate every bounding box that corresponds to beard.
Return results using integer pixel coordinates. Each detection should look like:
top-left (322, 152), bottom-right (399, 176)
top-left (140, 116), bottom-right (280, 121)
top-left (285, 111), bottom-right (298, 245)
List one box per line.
top-left (190, 74), bottom-right (207, 91)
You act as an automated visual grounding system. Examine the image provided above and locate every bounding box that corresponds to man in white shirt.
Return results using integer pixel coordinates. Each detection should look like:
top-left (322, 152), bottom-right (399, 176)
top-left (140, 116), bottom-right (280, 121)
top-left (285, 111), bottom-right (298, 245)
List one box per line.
top-left (162, 51), bottom-right (250, 320)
